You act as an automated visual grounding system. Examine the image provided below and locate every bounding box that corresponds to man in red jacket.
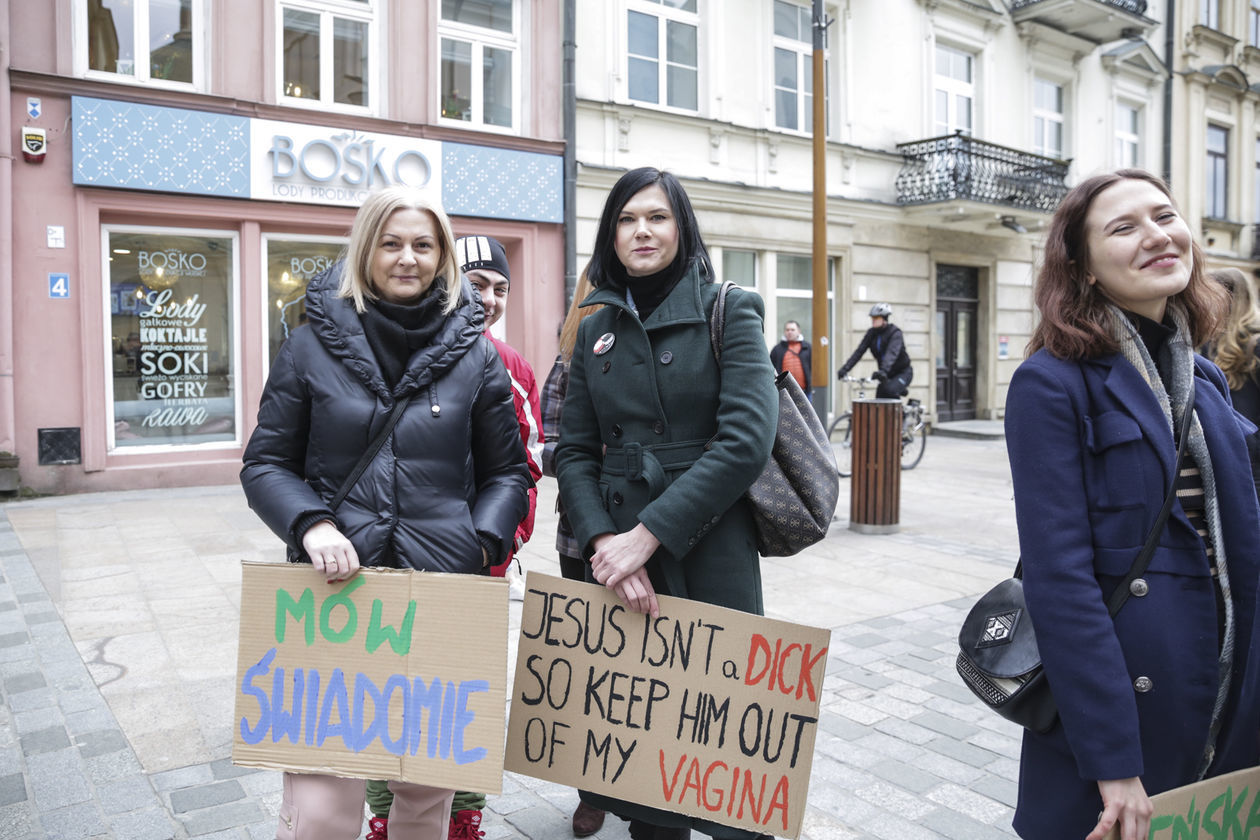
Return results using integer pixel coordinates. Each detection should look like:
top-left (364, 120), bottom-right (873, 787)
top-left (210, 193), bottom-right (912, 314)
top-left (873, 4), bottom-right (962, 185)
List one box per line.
top-left (455, 234), bottom-right (543, 585)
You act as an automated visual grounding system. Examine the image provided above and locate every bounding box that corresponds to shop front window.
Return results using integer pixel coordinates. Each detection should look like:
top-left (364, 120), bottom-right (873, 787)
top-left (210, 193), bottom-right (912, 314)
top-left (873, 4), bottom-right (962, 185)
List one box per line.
top-left (265, 237), bottom-right (346, 366)
top-left (107, 229), bottom-right (237, 449)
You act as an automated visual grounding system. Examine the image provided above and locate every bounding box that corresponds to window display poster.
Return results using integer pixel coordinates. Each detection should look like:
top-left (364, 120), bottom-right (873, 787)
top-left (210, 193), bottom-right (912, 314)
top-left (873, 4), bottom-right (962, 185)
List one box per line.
top-left (108, 231), bottom-right (236, 447)
top-left (266, 238), bottom-right (346, 366)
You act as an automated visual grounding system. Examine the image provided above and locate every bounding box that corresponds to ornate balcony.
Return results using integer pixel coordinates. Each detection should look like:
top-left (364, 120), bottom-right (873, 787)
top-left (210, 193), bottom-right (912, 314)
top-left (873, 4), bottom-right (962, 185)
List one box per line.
top-left (895, 132), bottom-right (1070, 220)
top-left (1008, 0), bottom-right (1157, 44)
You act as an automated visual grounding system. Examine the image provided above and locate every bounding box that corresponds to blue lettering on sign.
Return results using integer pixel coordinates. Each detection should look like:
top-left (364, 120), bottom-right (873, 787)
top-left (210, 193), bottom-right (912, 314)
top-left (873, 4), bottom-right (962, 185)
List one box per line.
top-left (268, 134), bottom-right (431, 189)
top-left (49, 273), bottom-right (70, 299)
top-left (238, 648), bottom-right (489, 764)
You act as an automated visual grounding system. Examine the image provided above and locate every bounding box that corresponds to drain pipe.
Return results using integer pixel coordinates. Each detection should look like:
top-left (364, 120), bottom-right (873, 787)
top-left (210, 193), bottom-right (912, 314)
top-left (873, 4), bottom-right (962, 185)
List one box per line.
top-left (1162, 0), bottom-right (1175, 184)
top-left (0, 2), bottom-right (17, 459)
top-left (563, 0), bottom-right (577, 307)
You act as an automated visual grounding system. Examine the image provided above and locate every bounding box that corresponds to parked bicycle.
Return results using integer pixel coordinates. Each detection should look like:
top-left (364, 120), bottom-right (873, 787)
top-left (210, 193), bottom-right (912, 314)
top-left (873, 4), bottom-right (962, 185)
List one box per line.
top-left (828, 376), bottom-right (928, 477)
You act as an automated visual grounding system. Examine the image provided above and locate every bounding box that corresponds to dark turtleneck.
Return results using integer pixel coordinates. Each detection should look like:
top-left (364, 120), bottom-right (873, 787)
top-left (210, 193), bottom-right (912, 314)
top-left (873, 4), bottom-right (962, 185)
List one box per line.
top-left (621, 259), bottom-right (687, 321)
top-left (1123, 309), bottom-right (1175, 390)
top-left (359, 289), bottom-right (447, 389)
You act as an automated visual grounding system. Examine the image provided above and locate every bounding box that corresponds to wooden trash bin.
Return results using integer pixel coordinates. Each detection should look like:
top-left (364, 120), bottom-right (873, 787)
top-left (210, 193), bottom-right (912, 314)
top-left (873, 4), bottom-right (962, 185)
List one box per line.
top-left (849, 398), bottom-right (901, 534)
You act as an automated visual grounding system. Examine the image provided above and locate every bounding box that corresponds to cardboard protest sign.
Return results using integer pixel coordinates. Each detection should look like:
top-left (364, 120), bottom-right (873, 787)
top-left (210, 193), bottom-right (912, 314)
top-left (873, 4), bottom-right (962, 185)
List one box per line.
top-left (1102, 765), bottom-right (1260, 839)
top-left (505, 573), bottom-right (830, 839)
top-left (232, 562), bottom-right (508, 794)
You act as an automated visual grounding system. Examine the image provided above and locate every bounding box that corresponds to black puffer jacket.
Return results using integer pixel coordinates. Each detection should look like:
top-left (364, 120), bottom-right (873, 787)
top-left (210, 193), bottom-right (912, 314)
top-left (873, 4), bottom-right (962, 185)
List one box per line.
top-left (241, 264), bottom-right (530, 573)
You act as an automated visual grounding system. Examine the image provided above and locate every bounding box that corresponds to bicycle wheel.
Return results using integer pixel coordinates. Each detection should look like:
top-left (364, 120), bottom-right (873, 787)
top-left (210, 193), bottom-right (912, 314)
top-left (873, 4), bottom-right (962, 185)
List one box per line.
top-left (900, 416), bottom-right (926, 470)
top-left (829, 412), bottom-right (853, 477)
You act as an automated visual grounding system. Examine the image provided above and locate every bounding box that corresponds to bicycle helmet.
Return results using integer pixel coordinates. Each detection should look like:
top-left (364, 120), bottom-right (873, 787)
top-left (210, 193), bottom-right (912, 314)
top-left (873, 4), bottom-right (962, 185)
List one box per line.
top-left (869, 302), bottom-right (893, 319)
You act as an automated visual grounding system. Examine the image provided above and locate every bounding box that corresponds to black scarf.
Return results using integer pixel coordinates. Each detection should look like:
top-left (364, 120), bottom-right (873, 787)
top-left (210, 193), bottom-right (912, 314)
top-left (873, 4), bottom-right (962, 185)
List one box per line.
top-left (359, 289), bottom-right (447, 389)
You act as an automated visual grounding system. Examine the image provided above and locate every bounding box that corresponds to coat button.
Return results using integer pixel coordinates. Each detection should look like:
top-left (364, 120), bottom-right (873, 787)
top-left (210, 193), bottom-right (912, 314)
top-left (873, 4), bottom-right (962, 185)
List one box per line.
top-left (1129, 579), bottom-right (1149, 597)
top-left (660, 350), bottom-right (673, 364)
top-left (612, 492), bottom-right (623, 505)
top-left (1133, 676), bottom-right (1153, 693)
top-left (602, 360), bottom-right (611, 373)
top-left (612, 424), bottom-right (623, 438)
top-left (687, 537), bottom-right (696, 546)
top-left (653, 421), bottom-right (665, 434)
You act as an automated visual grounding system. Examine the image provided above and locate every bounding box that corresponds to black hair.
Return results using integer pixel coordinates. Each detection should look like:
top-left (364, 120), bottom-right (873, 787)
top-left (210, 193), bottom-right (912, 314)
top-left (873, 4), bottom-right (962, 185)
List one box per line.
top-left (587, 167), bottom-right (712, 287)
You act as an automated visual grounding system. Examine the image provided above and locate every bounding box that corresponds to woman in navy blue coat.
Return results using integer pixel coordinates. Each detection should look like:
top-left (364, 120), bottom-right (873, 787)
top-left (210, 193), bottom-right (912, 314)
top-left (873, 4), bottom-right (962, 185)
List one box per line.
top-left (1006, 170), bottom-right (1260, 840)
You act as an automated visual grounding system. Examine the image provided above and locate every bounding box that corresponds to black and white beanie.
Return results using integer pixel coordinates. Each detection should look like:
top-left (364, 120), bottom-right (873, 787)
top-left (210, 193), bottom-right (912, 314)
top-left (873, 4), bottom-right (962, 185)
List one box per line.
top-left (455, 235), bottom-right (510, 287)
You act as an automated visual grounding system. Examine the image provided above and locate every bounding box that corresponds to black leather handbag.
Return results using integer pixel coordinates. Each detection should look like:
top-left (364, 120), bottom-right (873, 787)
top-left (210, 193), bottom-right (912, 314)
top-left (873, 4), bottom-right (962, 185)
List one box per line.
top-left (957, 380), bottom-right (1194, 733)
top-left (709, 281), bottom-right (839, 556)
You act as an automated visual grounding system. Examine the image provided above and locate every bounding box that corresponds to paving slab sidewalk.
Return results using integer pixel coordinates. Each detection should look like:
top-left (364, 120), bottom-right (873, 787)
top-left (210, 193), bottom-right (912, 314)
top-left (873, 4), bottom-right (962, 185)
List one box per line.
top-left (0, 434), bottom-right (1023, 839)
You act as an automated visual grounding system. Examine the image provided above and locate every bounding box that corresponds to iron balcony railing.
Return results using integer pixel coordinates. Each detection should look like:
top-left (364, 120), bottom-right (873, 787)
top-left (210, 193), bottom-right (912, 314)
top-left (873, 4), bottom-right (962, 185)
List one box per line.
top-left (1251, 224), bottom-right (1260, 261)
top-left (894, 132), bottom-right (1070, 214)
top-left (1008, 0), bottom-right (1147, 12)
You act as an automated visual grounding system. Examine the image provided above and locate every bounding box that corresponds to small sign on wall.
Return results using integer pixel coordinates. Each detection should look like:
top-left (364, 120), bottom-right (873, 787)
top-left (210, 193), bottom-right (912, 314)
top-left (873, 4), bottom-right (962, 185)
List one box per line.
top-left (998, 335), bottom-right (1009, 359)
top-left (48, 273), bottom-right (69, 299)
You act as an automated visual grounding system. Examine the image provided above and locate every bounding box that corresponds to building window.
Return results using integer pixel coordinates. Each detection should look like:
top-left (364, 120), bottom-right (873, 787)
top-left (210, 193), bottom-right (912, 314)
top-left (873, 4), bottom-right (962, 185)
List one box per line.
top-left (1254, 137), bottom-right (1260, 224)
top-left (439, 0), bottom-right (518, 130)
top-left (1202, 0), bottom-right (1221, 28)
top-left (82, 0), bottom-right (201, 86)
top-left (1032, 78), bottom-right (1065, 159)
top-left (934, 43), bottom-right (974, 136)
top-left (775, 253), bottom-right (833, 347)
top-left (627, 0), bottom-right (699, 111)
top-left (1207, 124), bottom-right (1229, 219)
top-left (722, 249), bottom-right (757, 289)
top-left (265, 237), bottom-right (346, 367)
top-left (278, 1), bottom-right (375, 110)
top-left (1115, 102), bottom-right (1141, 168)
top-left (773, 0), bottom-right (827, 134)
top-left (1252, 0), bottom-right (1260, 45)
top-left (106, 227), bottom-right (238, 451)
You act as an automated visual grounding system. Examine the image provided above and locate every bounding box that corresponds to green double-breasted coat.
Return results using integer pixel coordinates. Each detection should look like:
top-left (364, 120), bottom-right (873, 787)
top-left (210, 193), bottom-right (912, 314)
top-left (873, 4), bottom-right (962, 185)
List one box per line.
top-left (555, 266), bottom-right (778, 837)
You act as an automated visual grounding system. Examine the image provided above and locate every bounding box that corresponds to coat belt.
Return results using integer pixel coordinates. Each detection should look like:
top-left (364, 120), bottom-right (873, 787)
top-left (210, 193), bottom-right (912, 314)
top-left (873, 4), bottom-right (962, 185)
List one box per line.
top-left (602, 439), bottom-right (709, 497)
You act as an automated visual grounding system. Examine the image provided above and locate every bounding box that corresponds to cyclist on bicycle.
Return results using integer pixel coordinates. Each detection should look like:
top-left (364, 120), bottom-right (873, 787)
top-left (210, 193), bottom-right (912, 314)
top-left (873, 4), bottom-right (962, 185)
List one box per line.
top-left (836, 303), bottom-right (913, 398)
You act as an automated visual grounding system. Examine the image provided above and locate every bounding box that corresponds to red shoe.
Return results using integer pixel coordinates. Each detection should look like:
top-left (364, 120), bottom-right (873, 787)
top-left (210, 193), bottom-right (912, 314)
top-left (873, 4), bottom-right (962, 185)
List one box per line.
top-left (366, 816), bottom-right (389, 840)
top-left (449, 810), bottom-right (485, 840)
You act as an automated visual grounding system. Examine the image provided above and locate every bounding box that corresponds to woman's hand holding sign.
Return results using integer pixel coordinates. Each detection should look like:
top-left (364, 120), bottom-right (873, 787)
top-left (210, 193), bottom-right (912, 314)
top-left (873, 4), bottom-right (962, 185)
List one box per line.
top-left (302, 520), bottom-right (360, 582)
top-left (591, 525), bottom-right (661, 617)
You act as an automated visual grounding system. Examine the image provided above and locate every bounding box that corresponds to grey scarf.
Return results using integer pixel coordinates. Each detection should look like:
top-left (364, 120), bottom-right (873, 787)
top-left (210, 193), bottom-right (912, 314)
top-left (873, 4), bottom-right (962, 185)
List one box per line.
top-left (1106, 303), bottom-right (1233, 779)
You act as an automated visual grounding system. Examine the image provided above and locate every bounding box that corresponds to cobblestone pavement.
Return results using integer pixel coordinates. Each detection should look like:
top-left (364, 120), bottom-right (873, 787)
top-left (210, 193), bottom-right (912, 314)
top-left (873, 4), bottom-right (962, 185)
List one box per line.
top-left (0, 433), bottom-right (1024, 839)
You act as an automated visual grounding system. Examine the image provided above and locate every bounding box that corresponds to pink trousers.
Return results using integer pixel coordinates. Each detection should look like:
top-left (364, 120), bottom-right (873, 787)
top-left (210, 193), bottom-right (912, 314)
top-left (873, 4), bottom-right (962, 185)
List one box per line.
top-left (276, 772), bottom-right (455, 840)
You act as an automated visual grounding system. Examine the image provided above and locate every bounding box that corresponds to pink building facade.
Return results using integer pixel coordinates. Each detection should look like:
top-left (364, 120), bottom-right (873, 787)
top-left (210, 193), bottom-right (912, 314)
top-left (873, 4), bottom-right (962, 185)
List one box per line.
top-left (3, 1), bottom-right (566, 494)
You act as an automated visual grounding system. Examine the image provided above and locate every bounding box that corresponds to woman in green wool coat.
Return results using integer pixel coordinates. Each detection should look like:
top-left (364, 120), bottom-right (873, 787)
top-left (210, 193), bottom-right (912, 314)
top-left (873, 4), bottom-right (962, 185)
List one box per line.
top-left (555, 167), bottom-right (778, 840)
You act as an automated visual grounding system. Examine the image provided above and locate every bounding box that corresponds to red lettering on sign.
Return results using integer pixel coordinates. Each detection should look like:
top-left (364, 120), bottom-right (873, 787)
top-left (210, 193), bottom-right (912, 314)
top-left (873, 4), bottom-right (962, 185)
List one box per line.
top-left (744, 634), bottom-right (828, 701)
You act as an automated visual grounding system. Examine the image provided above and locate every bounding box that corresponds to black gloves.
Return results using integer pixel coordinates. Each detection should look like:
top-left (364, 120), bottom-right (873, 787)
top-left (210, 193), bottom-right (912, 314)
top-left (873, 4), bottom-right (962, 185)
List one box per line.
top-left (837, 368), bottom-right (849, 380)
top-left (872, 370), bottom-right (888, 382)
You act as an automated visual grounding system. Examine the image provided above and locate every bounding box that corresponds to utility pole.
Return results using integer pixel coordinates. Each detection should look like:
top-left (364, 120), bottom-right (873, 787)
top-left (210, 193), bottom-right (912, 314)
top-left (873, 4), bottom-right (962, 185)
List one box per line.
top-left (810, 0), bottom-right (831, 418)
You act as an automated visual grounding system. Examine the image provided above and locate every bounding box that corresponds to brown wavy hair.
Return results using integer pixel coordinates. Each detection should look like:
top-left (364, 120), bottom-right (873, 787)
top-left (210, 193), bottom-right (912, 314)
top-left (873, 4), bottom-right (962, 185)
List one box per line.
top-left (1209, 267), bottom-right (1260, 390)
top-left (1028, 169), bottom-right (1225, 360)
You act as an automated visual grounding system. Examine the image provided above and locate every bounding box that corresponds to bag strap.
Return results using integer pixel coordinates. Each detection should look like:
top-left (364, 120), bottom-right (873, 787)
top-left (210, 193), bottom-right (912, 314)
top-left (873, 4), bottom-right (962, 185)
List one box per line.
top-left (328, 395), bottom-right (413, 512)
top-left (708, 280), bottom-right (736, 363)
top-left (1014, 377), bottom-right (1196, 619)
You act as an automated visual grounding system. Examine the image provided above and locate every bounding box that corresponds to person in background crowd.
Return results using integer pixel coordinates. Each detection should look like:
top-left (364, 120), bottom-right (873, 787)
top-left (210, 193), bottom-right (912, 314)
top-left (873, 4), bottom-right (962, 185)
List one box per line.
top-left (364, 234), bottom-right (544, 840)
top-left (1005, 169), bottom-right (1260, 840)
top-left (240, 186), bottom-right (530, 840)
top-left (1207, 267), bottom-right (1260, 425)
top-left (555, 166), bottom-right (778, 840)
top-left (836, 302), bottom-right (913, 398)
top-left (539, 267), bottom-right (606, 837)
top-left (770, 319), bottom-right (812, 398)
top-left (458, 234), bottom-right (544, 594)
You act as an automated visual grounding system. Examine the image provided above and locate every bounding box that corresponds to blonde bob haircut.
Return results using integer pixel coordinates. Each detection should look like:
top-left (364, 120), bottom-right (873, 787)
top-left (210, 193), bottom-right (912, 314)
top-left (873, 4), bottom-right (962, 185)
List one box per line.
top-left (338, 186), bottom-right (460, 316)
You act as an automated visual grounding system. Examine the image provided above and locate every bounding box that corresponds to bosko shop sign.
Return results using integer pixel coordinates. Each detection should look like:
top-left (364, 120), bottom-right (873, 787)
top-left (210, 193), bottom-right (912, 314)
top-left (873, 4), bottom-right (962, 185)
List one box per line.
top-left (250, 119), bottom-right (442, 208)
